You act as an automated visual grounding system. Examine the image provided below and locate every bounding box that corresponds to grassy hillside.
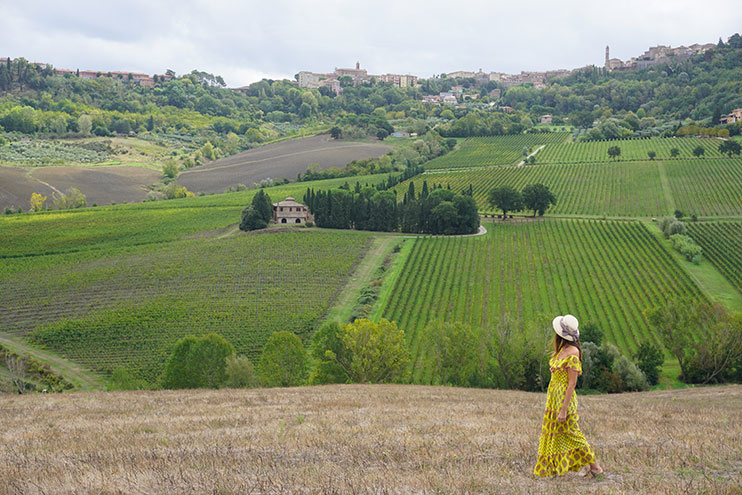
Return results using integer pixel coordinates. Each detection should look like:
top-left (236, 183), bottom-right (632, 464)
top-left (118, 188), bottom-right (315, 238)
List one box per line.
top-left (1, 384), bottom-right (739, 494)
top-left (1, 231), bottom-right (371, 382)
top-left (425, 133), bottom-right (570, 169)
top-left (397, 158), bottom-right (742, 217)
top-left (0, 173), bottom-right (390, 257)
top-left (538, 137), bottom-right (725, 163)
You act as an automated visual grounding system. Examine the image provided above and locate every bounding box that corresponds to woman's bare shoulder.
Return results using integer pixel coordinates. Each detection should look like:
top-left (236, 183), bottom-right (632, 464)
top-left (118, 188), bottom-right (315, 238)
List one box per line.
top-left (561, 346), bottom-right (579, 357)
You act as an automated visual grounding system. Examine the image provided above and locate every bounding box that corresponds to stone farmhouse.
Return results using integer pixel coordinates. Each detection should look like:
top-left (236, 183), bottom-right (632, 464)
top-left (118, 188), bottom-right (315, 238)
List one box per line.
top-left (273, 197), bottom-right (313, 224)
top-left (720, 108), bottom-right (742, 125)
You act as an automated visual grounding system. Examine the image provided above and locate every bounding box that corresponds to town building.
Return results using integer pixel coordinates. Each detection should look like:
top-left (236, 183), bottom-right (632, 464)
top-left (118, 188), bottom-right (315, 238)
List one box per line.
top-left (540, 115), bottom-right (553, 124)
top-left (720, 108), bottom-right (742, 124)
top-left (273, 197), bottom-right (312, 224)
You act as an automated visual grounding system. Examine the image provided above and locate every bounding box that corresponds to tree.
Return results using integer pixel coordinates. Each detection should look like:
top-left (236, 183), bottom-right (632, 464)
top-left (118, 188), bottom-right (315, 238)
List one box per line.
top-left (579, 323), bottom-right (603, 346)
top-left (692, 145), bottom-right (705, 157)
top-left (201, 141), bottom-right (216, 160)
top-left (670, 147), bottom-right (680, 158)
top-left (257, 331), bottom-right (307, 387)
top-left (330, 126), bottom-right (342, 139)
top-left (162, 334), bottom-right (235, 389)
top-left (423, 321), bottom-right (477, 386)
top-left (521, 183), bottom-right (556, 217)
top-left (53, 188), bottom-right (87, 210)
top-left (251, 189), bottom-right (273, 223)
top-left (5, 353), bottom-right (27, 394)
top-left (634, 341), bottom-right (664, 386)
top-left (224, 354), bottom-right (258, 388)
top-left (719, 139), bottom-right (741, 157)
top-left (647, 150), bottom-right (656, 160)
top-left (607, 145), bottom-right (621, 160)
top-left (488, 185), bottom-right (523, 219)
top-left (29, 192), bottom-right (46, 212)
top-left (308, 321), bottom-right (348, 384)
top-left (239, 205), bottom-right (267, 231)
top-left (162, 159), bottom-right (179, 179)
top-left (376, 128), bottom-right (389, 140)
top-left (332, 319), bottom-right (410, 383)
top-left (77, 114), bottom-right (92, 136)
top-left (146, 115), bottom-right (155, 131)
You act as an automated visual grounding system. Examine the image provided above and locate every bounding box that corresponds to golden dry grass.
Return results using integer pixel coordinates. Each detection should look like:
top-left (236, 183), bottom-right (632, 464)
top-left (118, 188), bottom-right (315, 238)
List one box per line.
top-left (1, 384), bottom-right (740, 494)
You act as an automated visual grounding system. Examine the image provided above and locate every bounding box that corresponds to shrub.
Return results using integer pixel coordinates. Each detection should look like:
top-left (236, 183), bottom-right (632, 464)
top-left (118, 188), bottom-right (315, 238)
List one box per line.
top-left (258, 331), bottom-right (307, 387)
top-left (239, 205), bottom-right (267, 231)
top-left (612, 354), bottom-right (649, 391)
top-left (162, 159), bottom-right (179, 179)
top-left (670, 234), bottom-right (702, 262)
top-left (309, 321), bottom-right (347, 385)
top-left (162, 333), bottom-right (235, 389)
top-left (579, 322), bottom-right (602, 346)
top-left (422, 321), bottom-right (478, 386)
top-left (634, 341), bottom-right (664, 386)
top-left (334, 319), bottom-right (410, 384)
top-left (109, 367), bottom-right (150, 390)
top-left (53, 187), bottom-right (87, 210)
top-left (163, 181), bottom-right (194, 199)
top-left (224, 354), bottom-right (258, 388)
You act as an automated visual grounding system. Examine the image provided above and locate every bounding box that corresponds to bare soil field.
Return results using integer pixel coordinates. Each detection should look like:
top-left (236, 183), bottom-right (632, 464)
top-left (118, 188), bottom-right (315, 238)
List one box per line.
top-left (1, 384), bottom-right (739, 494)
top-left (179, 135), bottom-right (390, 194)
top-left (0, 167), bottom-right (56, 211)
top-left (32, 166), bottom-right (161, 206)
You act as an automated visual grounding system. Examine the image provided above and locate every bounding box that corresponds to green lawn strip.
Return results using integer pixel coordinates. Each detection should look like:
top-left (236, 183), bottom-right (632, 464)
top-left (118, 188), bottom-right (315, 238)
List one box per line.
top-left (323, 235), bottom-right (398, 324)
top-left (369, 238), bottom-right (414, 321)
top-left (0, 332), bottom-right (107, 391)
top-left (642, 220), bottom-right (742, 312)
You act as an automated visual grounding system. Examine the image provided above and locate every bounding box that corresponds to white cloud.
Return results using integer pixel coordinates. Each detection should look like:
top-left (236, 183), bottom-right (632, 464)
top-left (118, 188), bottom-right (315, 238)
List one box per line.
top-left (1, 0), bottom-right (740, 86)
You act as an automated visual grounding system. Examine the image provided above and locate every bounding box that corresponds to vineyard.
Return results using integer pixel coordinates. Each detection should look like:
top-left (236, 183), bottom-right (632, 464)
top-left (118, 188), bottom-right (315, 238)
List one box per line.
top-left (382, 219), bottom-right (704, 381)
top-left (537, 137), bottom-right (725, 163)
top-left (397, 161), bottom-right (670, 217)
top-left (0, 173), bottom-right (391, 257)
top-left (0, 231), bottom-right (372, 383)
top-left (687, 221), bottom-right (742, 295)
top-left (666, 159), bottom-right (742, 217)
top-left (424, 133), bottom-right (569, 170)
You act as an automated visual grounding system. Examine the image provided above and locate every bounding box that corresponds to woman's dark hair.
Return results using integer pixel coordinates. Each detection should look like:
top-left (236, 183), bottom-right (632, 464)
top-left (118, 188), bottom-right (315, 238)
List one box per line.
top-left (554, 334), bottom-right (582, 363)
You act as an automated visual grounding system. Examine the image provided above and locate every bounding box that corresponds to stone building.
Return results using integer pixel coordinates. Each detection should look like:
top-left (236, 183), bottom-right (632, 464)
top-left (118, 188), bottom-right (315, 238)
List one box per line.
top-left (273, 197), bottom-right (313, 224)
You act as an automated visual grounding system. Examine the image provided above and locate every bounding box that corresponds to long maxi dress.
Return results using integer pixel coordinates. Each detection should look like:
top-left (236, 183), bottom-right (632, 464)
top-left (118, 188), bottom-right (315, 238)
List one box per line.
top-left (533, 354), bottom-right (596, 477)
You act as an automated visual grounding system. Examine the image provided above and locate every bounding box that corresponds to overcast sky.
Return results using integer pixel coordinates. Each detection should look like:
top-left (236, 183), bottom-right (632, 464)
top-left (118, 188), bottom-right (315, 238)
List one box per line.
top-left (2, 1), bottom-right (741, 87)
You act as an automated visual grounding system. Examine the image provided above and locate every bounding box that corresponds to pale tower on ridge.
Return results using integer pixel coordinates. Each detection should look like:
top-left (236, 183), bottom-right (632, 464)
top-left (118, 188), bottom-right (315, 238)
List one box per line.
top-left (605, 46), bottom-right (610, 68)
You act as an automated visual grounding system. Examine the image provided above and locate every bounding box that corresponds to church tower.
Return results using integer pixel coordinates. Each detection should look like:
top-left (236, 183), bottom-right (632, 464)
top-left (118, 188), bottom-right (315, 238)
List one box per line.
top-left (605, 46), bottom-right (610, 68)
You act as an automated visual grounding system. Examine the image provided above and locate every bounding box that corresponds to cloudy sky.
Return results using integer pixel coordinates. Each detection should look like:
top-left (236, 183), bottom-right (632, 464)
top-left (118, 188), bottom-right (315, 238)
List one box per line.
top-left (2, 1), bottom-right (741, 87)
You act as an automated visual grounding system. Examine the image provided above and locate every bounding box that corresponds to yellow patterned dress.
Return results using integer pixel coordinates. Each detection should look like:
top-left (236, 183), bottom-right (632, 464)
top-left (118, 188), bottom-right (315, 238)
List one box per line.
top-left (533, 354), bottom-right (596, 477)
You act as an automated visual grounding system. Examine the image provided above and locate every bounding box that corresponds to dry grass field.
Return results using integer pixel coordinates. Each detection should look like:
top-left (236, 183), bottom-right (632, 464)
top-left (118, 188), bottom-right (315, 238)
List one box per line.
top-left (179, 135), bottom-right (390, 194)
top-left (1, 384), bottom-right (740, 495)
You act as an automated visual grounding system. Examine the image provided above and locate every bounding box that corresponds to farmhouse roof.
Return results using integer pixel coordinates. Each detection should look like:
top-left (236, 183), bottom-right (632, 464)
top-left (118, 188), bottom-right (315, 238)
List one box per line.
top-left (273, 197), bottom-right (306, 208)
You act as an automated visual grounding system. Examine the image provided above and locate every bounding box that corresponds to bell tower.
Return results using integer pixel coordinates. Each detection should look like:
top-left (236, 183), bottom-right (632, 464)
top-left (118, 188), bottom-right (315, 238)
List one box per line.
top-left (605, 46), bottom-right (610, 68)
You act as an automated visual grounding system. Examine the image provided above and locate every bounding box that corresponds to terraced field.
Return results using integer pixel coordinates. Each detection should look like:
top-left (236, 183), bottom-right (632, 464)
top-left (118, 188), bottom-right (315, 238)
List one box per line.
top-left (687, 221), bottom-right (742, 295)
top-left (425, 133), bottom-right (569, 170)
top-left (538, 137), bottom-right (725, 163)
top-left (382, 219), bottom-right (704, 381)
top-left (0, 231), bottom-right (371, 383)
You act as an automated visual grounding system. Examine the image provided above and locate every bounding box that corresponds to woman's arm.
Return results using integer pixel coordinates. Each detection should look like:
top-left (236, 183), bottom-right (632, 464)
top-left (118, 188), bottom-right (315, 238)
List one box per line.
top-left (557, 367), bottom-right (579, 422)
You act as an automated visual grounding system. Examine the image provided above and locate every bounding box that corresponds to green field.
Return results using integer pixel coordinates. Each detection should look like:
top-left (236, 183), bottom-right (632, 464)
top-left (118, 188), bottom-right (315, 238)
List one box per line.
top-left (425, 133), bottom-right (570, 170)
top-left (687, 221), bottom-right (742, 295)
top-left (0, 173), bottom-right (391, 258)
top-left (0, 231), bottom-right (371, 383)
top-left (382, 219), bottom-right (704, 381)
top-left (538, 137), bottom-right (725, 163)
top-left (396, 158), bottom-right (742, 218)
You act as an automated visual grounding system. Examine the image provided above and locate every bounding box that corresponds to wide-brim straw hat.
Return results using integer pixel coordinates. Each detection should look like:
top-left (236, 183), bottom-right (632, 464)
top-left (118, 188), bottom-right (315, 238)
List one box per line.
top-left (552, 314), bottom-right (580, 342)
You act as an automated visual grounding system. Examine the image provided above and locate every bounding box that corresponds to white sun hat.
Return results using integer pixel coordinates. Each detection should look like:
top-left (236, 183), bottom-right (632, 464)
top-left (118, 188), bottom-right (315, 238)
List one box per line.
top-left (552, 314), bottom-right (580, 342)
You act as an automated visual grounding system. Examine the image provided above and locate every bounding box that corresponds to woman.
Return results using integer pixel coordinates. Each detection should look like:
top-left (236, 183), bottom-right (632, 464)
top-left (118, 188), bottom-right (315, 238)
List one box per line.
top-left (533, 314), bottom-right (604, 479)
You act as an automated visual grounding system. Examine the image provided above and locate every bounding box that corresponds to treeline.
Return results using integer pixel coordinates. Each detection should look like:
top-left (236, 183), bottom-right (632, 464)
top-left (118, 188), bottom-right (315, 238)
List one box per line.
top-left (304, 178), bottom-right (479, 235)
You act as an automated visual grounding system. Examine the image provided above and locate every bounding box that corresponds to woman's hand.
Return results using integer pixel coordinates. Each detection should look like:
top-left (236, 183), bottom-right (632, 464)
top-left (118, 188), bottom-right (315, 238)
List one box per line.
top-left (557, 409), bottom-right (567, 423)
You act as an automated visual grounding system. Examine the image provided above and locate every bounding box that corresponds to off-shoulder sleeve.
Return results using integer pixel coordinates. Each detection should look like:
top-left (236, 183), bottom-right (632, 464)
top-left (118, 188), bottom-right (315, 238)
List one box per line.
top-left (565, 354), bottom-right (582, 375)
